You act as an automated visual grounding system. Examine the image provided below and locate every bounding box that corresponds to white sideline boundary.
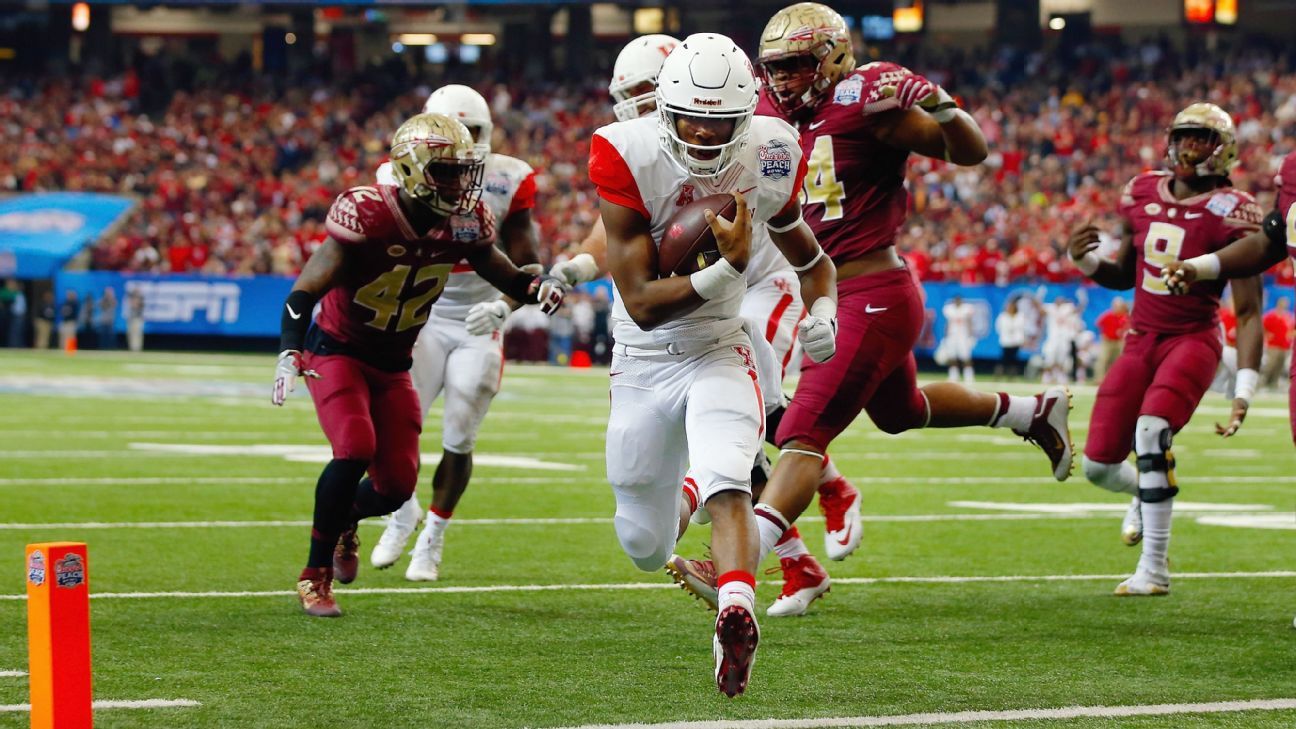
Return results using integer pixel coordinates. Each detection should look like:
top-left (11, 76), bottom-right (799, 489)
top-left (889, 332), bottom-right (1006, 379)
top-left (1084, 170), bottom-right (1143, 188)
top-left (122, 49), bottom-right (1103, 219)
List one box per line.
top-left (0, 698), bottom-right (200, 713)
top-left (0, 670), bottom-right (25, 677)
top-left (0, 571), bottom-right (1290, 602)
top-left (556, 698), bottom-right (1296, 729)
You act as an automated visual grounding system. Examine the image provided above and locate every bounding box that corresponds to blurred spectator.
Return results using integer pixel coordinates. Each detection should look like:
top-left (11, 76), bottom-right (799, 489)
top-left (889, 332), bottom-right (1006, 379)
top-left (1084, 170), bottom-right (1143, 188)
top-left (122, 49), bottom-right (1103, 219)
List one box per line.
top-left (548, 306), bottom-right (575, 366)
top-left (995, 297), bottom-right (1027, 377)
top-left (1095, 297), bottom-right (1130, 382)
top-left (0, 280), bottom-right (15, 347)
top-left (58, 290), bottom-right (80, 351)
top-left (34, 292), bottom-right (54, 350)
top-left (96, 287), bottom-right (118, 350)
top-left (1262, 297), bottom-right (1293, 390)
top-left (6, 281), bottom-right (25, 348)
top-left (126, 288), bottom-right (146, 352)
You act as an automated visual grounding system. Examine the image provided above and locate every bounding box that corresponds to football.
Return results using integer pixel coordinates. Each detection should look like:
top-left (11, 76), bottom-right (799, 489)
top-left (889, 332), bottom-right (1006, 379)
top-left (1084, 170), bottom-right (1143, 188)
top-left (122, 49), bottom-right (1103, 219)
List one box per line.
top-left (656, 192), bottom-right (738, 276)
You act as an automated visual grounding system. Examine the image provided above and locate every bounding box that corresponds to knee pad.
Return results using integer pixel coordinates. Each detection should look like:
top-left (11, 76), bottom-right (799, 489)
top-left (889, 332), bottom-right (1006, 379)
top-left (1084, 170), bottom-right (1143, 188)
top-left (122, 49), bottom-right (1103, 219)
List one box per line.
top-left (764, 405), bottom-right (785, 447)
top-left (1134, 415), bottom-right (1176, 475)
top-left (750, 450), bottom-right (772, 488)
top-left (1139, 486), bottom-right (1179, 503)
top-left (613, 513), bottom-right (672, 572)
top-left (1081, 456), bottom-right (1137, 495)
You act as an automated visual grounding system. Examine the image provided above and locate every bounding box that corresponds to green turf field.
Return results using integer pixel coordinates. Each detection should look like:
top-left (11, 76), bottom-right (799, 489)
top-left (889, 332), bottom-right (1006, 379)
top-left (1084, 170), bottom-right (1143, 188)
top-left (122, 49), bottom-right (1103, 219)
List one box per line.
top-left (0, 350), bottom-right (1293, 728)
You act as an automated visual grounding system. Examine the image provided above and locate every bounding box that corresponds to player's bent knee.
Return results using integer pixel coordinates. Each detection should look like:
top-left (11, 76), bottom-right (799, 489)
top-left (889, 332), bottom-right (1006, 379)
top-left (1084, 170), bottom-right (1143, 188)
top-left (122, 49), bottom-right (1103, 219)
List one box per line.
top-left (1082, 457), bottom-right (1131, 493)
top-left (332, 417), bottom-right (377, 461)
top-left (613, 514), bottom-right (672, 572)
top-left (1134, 415), bottom-right (1173, 470)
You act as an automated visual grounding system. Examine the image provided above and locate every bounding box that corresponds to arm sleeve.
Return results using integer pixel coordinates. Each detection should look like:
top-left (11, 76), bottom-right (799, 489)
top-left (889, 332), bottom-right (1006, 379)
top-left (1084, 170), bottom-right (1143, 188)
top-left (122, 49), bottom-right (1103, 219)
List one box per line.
top-left (589, 133), bottom-right (649, 219)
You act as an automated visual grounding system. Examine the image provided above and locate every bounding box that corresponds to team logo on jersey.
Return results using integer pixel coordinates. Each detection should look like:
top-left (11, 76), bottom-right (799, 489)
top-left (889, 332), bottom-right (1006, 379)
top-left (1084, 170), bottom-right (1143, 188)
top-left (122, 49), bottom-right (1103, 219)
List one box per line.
top-left (758, 140), bottom-right (793, 180)
top-left (387, 245), bottom-right (407, 258)
top-left (1144, 203), bottom-right (1162, 216)
top-left (450, 216), bottom-right (482, 243)
top-left (675, 184), bottom-right (695, 207)
top-left (1206, 193), bottom-right (1239, 217)
top-left (55, 553), bottom-right (85, 589)
top-left (27, 551), bottom-right (45, 587)
top-left (733, 345), bottom-right (755, 370)
top-left (834, 77), bottom-right (863, 106)
top-left (485, 174), bottom-right (510, 197)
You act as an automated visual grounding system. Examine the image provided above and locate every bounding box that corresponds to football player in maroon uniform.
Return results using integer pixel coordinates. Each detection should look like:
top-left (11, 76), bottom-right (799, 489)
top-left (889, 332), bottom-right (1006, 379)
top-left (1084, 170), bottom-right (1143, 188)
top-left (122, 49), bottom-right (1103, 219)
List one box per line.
top-left (1068, 103), bottom-right (1265, 595)
top-left (690, 3), bottom-right (1074, 585)
top-left (272, 113), bottom-right (566, 617)
top-left (1163, 150), bottom-right (1296, 442)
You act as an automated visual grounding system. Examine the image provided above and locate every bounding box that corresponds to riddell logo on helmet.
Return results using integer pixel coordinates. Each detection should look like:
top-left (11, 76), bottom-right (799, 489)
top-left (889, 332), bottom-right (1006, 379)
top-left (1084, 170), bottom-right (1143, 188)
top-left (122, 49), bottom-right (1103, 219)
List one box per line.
top-left (692, 98), bottom-right (723, 107)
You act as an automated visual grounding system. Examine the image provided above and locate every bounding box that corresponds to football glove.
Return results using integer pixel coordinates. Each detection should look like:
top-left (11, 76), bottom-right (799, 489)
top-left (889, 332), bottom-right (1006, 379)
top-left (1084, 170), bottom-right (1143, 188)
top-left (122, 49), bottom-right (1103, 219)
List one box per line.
top-left (465, 300), bottom-right (512, 336)
top-left (888, 75), bottom-right (959, 123)
top-left (529, 275), bottom-right (567, 315)
top-left (271, 349), bottom-right (319, 406)
top-left (549, 253), bottom-right (600, 286)
top-left (797, 298), bottom-right (838, 364)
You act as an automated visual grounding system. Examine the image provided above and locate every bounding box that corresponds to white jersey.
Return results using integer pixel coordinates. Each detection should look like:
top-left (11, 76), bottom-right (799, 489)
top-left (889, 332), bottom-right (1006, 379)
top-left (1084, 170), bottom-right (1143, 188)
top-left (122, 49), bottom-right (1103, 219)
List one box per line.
top-left (589, 115), bottom-right (805, 350)
top-left (1043, 302), bottom-right (1078, 341)
top-left (376, 153), bottom-right (537, 321)
top-left (942, 302), bottom-right (974, 339)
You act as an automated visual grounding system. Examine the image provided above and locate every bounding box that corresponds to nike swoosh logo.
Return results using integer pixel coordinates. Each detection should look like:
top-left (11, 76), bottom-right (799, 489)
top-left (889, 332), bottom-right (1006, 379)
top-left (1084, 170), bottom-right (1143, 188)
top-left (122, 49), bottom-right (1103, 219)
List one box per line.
top-left (286, 304), bottom-right (302, 320)
top-left (835, 524), bottom-right (853, 546)
top-left (737, 186), bottom-right (756, 195)
top-left (865, 305), bottom-right (887, 313)
top-left (609, 372), bottom-right (624, 377)
top-left (809, 121), bottom-right (826, 130)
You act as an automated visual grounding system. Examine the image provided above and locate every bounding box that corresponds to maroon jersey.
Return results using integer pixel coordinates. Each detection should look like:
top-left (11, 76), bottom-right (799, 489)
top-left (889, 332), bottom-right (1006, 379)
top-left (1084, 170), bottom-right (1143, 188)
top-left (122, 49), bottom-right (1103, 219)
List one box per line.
top-left (316, 184), bottom-right (496, 367)
top-left (1278, 152), bottom-right (1296, 263)
top-left (757, 62), bottom-right (914, 263)
top-left (1119, 171), bottom-right (1262, 335)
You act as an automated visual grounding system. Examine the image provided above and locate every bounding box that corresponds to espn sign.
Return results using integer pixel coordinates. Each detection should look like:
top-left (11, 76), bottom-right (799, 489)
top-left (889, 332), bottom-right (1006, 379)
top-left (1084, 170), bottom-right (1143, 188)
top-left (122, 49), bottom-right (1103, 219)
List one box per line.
top-left (125, 280), bottom-right (241, 324)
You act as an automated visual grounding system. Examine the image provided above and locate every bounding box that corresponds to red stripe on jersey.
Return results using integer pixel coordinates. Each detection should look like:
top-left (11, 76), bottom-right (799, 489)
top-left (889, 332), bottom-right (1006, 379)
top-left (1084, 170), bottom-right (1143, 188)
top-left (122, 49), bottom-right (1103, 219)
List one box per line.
top-left (507, 171), bottom-right (538, 215)
top-left (589, 134), bottom-right (649, 219)
top-left (747, 367), bottom-right (765, 438)
top-left (777, 153), bottom-right (810, 219)
top-left (765, 293), bottom-right (794, 344)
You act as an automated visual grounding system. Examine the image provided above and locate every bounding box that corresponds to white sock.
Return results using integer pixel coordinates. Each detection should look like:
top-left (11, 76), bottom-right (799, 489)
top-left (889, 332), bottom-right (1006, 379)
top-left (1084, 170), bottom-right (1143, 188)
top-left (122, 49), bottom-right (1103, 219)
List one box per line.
top-left (754, 505), bottom-right (789, 564)
top-left (1137, 498), bottom-right (1172, 577)
top-left (948, 365), bottom-right (959, 381)
top-left (426, 511), bottom-right (450, 537)
top-left (773, 530), bottom-right (810, 560)
top-left (963, 366), bottom-right (975, 384)
top-left (717, 579), bottom-right (755, 612)
top-left (991, 394), bottom-right (1036, 431)
top-left (818, 456), bottom-right (841, 485)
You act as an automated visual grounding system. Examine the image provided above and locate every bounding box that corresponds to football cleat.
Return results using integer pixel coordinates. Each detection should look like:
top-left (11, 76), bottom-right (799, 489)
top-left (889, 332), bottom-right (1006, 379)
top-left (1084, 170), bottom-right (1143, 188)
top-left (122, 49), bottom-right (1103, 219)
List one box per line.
top-left (817, 477), bottom-right (862, 561)
top-left (665, 555), bottom-right (718, 611)
top-left (297, 568), bottom-right (341, 618)
top-left (333, 524), bottom-right (360, 585)
top-left (766, 555), bottom-right (830, 618)
top-left (1014, 386), bottom-right (1075, 481)
top-left (1121, 497), bottom-right (1144, 546)
top-left (371, 496), bottom-right (423, 569)
top-left (1114, 569), bottom-right (1170, 596)
top-left (714, 602), bottom-right (760, 697)
top-left (405, 527), bottom-right (444, 582)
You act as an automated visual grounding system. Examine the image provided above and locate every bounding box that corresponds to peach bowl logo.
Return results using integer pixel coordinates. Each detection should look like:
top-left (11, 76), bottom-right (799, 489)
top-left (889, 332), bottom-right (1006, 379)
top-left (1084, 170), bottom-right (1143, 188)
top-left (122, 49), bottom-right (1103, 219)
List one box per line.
top-left (27, 551), bottom-right (45, 587)
top-left (55, 553), bottom-right (85, 589)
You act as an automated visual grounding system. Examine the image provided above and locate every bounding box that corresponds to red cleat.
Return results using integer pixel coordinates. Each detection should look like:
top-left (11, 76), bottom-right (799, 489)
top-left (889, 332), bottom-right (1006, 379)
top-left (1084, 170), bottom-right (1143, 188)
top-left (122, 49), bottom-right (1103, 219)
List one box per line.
top-left (817, 477), bottom-right (861, 561)
top-left (297, 567), bottom-right (341, 618)
top-left (713, 603), bottom-right (760, 697)
top-left (334, 524), bottom-right (360, 585)
top-left (766, 555), bottom-right (830, 617)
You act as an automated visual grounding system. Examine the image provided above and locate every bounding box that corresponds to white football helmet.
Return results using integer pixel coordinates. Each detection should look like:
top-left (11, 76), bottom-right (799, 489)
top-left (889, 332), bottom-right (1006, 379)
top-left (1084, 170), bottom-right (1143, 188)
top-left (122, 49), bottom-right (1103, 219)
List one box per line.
top-left (423, 84), bottom-right (493, 156)
top-left (655, 33), bottom-right (758, 179)
top-left (609, 34), bottom-right (681, 122)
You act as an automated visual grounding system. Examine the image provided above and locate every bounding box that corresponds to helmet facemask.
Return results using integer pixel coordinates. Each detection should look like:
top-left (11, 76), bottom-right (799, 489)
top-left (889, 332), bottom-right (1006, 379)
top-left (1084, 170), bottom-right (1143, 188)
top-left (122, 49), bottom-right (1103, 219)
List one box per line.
top-left (1165, 102), bottom-right (1238, 179)
top-left (611, 79), bottom-right (660, 122)
top-left (756, 2), bottom-right (856, 118)
top-left (657, 97), bottom-right (756, 180)
top-left (389, 114), bottom-right (486, 217)
top-left (756, 52), bottom-right (823, 118)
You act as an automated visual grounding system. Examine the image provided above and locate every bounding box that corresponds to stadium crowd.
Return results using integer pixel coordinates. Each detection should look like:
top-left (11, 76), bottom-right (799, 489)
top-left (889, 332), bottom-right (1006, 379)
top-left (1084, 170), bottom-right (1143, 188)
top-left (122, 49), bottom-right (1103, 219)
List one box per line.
top-left (1, 36), bottom-right (1293, 284)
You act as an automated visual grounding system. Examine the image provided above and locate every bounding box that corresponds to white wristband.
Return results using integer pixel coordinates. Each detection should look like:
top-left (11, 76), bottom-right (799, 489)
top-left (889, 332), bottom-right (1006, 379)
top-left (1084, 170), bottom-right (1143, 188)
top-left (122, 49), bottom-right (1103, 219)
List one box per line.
top-left (767, 213), bottom-right (804, 234)
top-left (1184, 253), bottom-right (1221, 281)
top-left (809, 297), bottom-right (836, 320)
top-left (690, 257), bottom-right (743, 300)
top-left (1235, 368), bottom-right (1259, 404)
top-left (1072, 251), bottom-right (1101, 276)
top-left (567, 253), bottom-right (600, 284)
top-left (790, 246), bottom-right (825, 273)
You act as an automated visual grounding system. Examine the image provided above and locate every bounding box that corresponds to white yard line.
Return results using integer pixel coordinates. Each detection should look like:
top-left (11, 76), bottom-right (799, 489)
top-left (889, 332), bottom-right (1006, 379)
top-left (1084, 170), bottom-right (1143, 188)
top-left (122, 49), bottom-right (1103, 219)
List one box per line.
top-left (0, 571), bottom-right (1289, 602)
top-left (555, 698), bottom-right (1296, 729)
top-left (0, 699), bottom-right (200, 713)
top-left (0, 476), bottom-right (565, 487)
top-left (0, 671), bottom-right (26, 678)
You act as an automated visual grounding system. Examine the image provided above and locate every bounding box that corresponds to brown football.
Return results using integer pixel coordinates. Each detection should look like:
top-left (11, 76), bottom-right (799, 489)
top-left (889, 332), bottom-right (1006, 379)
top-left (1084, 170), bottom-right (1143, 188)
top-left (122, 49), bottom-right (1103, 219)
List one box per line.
top-left (657, 193), bottom-right (738, 277)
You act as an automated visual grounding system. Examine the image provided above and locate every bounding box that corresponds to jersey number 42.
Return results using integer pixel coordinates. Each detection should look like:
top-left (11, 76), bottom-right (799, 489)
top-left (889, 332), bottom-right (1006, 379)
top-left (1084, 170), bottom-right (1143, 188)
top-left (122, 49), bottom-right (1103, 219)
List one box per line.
top-left (355, 263), bottom-right (453, 332)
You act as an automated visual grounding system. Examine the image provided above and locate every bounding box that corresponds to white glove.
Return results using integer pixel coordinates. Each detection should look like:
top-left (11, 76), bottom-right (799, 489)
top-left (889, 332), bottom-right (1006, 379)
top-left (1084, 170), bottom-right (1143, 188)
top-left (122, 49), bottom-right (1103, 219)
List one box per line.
top-left (271, 350), bottom-right (318, 406)
top-left (797, 298), bottom-right (838, 364)
top-left (465, 300), bottom-right (512, 336)
top-left (549, 253), bottom-right (600, 286)
top-left (528, 275), bottom-right (567, 316)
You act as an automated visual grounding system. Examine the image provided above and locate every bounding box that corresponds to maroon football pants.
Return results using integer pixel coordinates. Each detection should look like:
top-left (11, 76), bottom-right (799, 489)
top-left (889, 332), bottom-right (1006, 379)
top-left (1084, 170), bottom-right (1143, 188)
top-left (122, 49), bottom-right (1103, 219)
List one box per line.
top-left (1084, 327), bottom-right (1222, 464)
top-left (777, 267), bottom-right (929, 450)
top-left (304, 353), bottom-right (422, 501)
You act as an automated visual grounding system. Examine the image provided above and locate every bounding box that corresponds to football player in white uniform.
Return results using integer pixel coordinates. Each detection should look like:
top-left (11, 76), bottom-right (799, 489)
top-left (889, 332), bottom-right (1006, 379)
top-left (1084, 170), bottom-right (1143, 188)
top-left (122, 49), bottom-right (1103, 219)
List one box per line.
top-left (588, 34), bottom-right (838, 697)
top-left (553, 33), bottom-right (858, 620)
top-left (941, 295), bottom-right (976, 383)
top-left (370, 85), bottom-right (544, 581)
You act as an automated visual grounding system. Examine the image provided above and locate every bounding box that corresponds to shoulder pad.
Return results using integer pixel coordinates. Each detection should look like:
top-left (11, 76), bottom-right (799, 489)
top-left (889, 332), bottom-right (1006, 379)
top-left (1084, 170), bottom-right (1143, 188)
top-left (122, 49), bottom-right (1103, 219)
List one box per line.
top-left (326, 186), bottom-right (393, 244)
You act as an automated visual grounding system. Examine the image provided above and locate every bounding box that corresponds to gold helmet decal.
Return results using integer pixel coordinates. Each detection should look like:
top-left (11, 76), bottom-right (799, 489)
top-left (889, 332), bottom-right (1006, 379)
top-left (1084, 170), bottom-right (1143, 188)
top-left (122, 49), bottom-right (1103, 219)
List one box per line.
top-left (1166, 102), bottom-right (1239, 178)
top-left (757, 2), bottom-right (856, 117)
top-left (389, 113), bottom-right (485, 216)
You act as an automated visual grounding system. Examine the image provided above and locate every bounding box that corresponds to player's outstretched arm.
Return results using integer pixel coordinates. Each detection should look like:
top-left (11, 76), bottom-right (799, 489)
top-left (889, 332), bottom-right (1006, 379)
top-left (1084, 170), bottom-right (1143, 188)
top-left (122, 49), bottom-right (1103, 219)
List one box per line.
top-left (602, 198), bottom-right (727, 331)
top-left (1219, 274), bottom-right (1265, 437)
top-left (1162, 219), bottom-right (1288, 294)
top-left (869, 76), bottom-right (987, 166)
top-left (467, 245), bottom-right (566, 316)
top-left (551, 216), bottom-right (608, 287)
top-left (768, 201), bottom-right (838, 363)
top-left (271, 237), bottom-right (345, 406)
top-left (1068, 220), bottom-right (1135, 290)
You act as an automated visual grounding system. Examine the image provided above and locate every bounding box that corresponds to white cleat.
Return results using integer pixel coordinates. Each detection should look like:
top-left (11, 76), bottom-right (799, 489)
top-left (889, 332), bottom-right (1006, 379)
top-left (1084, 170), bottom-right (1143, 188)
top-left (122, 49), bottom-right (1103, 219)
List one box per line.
top-left (405, 527), bottom-right (444, 582)
top-left (370, 496), bottom-right (422, 569)
top-left (1114, 569), bottom-right (1170, 596)
top-left (1121, 497), bottom-right (1143, 547)
top-left (1014, 386), bottom-right (1075, 482)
